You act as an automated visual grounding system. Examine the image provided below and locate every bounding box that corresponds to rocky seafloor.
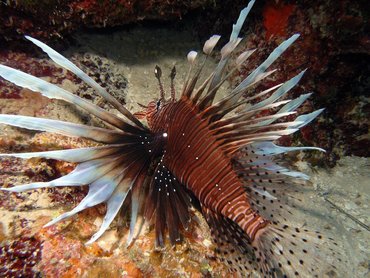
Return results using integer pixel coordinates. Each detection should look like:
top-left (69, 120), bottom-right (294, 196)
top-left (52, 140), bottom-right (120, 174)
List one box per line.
top-left (0, 1), bottom-right (369, 277)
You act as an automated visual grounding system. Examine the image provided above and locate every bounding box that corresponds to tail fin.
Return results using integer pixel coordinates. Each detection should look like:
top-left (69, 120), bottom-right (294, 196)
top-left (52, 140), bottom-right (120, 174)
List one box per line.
top-left (202, 204), bottom-right (350, 277)
top-left (252, 223), bottom-right (349, 277)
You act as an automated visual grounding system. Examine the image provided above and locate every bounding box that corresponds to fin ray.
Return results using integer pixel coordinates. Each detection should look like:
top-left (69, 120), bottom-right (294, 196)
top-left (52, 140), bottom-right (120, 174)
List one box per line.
top-left (0, 114), bottom-right (127, 144)
top-left (0, 65), bottom-right (134, 131)
top-left (25, 36), bottom-right (145, 129)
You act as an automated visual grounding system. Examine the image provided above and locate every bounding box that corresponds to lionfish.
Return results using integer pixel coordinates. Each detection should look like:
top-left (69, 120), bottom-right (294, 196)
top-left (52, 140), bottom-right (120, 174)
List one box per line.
top-left (0, 1), bottom-right (346, 277)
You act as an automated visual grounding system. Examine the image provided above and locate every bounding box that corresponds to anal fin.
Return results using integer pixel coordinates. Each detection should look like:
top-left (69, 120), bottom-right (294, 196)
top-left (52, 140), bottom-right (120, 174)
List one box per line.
top-left (202, 206), bottom-right (259, 277)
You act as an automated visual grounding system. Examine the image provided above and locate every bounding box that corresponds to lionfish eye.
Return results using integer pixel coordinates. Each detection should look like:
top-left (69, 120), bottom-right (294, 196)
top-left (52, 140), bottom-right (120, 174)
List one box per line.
top-left (156, 99), bottom-right (161, 111)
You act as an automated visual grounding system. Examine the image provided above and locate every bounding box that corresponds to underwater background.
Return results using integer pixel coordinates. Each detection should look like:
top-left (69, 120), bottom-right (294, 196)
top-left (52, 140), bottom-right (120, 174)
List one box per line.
top-left (0, 0), bottom-right (368, 277)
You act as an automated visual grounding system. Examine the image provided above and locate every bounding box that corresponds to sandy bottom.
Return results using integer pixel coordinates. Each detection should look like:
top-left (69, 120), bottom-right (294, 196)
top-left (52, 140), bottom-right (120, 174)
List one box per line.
top-left (301, 157), bottom-right (369, 277)
top-left (0, 25), bottom-right (369, 277)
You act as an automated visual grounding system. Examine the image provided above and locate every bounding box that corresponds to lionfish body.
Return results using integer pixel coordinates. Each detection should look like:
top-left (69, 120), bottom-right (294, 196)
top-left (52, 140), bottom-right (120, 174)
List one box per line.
top-left (148, 97), bottom-right (266, 237)
top-left (0, 1), bottom-right (347, 277)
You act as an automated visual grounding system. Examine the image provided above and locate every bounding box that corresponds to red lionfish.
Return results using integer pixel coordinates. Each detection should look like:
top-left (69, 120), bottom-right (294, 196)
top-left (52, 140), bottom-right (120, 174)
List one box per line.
top-left (0, 1), bottom-right (347, 277)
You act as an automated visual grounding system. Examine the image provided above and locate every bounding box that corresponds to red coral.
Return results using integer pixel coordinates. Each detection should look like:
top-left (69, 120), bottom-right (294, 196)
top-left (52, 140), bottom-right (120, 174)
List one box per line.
top-left (263, 1), bottom-right (296, 40)
top-left (0, 84), bottom-right (21, 99)
top-left (0, 237), bottom-right (42, 277)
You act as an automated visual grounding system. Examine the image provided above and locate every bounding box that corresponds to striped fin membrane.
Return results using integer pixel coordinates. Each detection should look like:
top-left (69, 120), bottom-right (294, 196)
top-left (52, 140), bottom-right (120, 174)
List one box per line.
top-left (0, 35), bottom-right (153, 244)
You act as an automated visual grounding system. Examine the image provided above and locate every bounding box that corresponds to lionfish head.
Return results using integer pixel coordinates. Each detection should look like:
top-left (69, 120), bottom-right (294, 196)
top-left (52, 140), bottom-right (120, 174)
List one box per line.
top-left (134, 65), bottom-right (177, 129)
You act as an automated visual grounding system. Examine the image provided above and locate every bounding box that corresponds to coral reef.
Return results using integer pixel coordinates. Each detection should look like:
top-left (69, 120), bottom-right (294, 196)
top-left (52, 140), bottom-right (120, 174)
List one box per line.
top-left (0, 236), bottom-right (42, 277)
top-left (212, 0), bottom-right (369, 164)
top-left (0, 0), bottom-right (211, 42)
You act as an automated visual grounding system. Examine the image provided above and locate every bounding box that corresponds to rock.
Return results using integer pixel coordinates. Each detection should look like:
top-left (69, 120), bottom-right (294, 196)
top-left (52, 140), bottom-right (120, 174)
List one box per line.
top-left (0, 0), bottom-right (211, 42)
top-left (224, 0), bottom-right (369, 164)
top-left (0, 236), bottom-right (42, 277)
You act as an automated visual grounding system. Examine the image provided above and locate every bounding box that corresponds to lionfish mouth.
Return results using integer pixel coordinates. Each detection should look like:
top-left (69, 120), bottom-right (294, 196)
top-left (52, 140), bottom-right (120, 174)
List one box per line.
top-left (0, 0), bottom-right (348, 276)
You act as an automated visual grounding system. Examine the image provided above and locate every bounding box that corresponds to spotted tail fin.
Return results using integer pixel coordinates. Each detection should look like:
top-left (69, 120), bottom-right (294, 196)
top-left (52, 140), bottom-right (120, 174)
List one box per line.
top-left (229, 144), bottom-right (352, 276)
top-left (202, 203), bottom-right (350, 277)
top-left (251, 223), bottom-right (349, 277)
